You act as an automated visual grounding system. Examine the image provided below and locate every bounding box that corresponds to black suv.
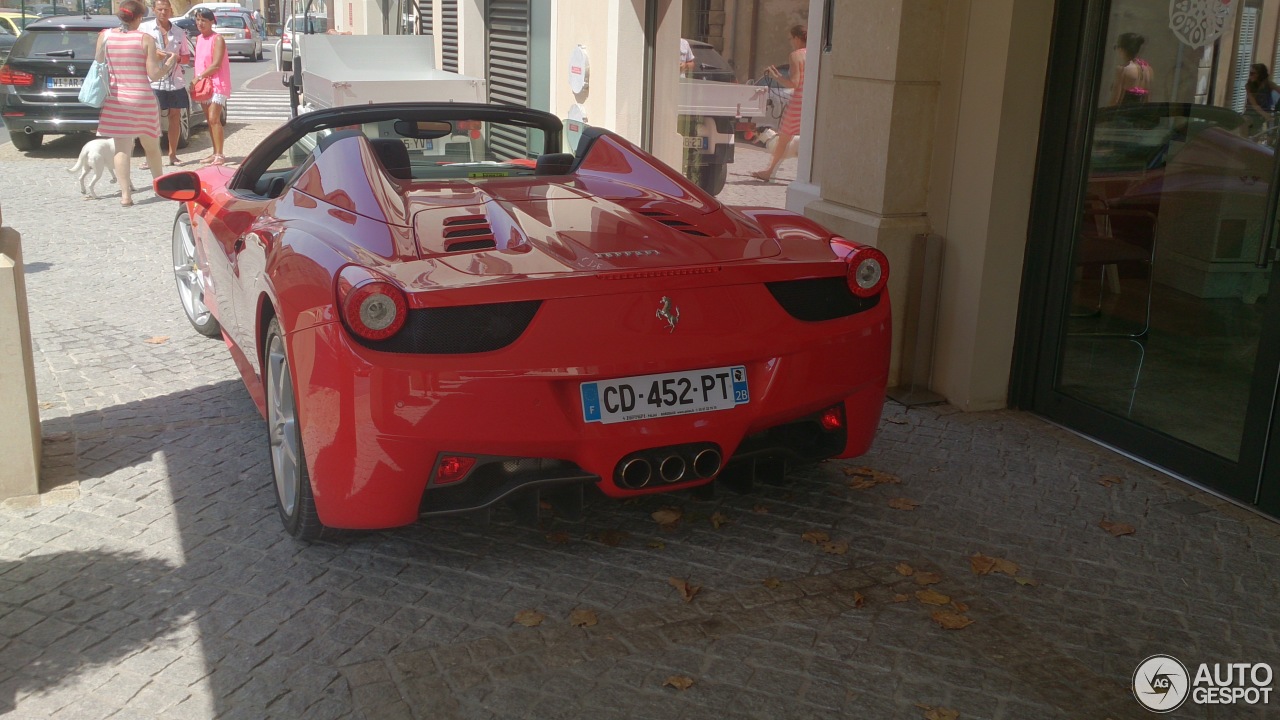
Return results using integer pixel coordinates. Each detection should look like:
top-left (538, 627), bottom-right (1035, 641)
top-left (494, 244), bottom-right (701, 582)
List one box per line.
top-left (0, 14), bottom-right (203, 151)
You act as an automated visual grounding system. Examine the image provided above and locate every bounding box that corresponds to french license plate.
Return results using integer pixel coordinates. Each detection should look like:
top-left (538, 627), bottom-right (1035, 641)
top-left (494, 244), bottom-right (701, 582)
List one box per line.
top-left (402, 138), bottom-right (433, 151)
top-left (581, 365), bottom-right (749, 425)
top-left (47, 77), bottom-right (83, 89)
top-left (682, 135), bottom-right (709, 150)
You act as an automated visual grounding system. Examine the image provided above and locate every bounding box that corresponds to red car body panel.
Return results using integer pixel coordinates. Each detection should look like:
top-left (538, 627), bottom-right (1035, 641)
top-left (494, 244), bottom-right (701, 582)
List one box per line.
top-left (173, 109), bottom-right (890, 530)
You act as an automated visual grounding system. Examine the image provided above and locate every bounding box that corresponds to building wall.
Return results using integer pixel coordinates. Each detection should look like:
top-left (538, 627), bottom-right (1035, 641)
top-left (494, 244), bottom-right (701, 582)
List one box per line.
top-left (797, 0), bottom-right (1053, 410)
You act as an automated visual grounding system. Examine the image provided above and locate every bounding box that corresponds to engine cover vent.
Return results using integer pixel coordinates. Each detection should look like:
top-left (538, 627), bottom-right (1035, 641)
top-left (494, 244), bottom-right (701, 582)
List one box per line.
top-left (442, 215), bottom-right (497, 252)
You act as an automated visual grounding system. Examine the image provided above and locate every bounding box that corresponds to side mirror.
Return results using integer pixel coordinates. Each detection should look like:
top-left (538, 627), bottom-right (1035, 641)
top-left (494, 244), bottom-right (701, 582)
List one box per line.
top-left (154, 171), bottom-right (202, 203)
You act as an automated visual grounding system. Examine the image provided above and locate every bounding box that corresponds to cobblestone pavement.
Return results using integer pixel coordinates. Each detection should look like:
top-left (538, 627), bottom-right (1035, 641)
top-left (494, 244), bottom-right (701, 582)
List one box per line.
top-left (0, 125), bottom-right (1278, 720)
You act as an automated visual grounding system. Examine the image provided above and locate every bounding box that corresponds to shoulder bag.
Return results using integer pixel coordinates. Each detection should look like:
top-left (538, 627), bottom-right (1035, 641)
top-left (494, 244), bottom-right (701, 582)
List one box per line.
top-left (78, 32), bottom-right (110, 108)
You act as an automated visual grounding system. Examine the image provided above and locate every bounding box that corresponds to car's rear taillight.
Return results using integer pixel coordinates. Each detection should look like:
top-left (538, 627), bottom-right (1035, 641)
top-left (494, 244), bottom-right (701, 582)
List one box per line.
top-left (337, 267), bottom-right (408, 341)
top-left (844, 244), bottom-right (889, 298)
top-left (434, 455), bottom-right (476, 484)
top-left (0, 65), bottom-right (34, 87)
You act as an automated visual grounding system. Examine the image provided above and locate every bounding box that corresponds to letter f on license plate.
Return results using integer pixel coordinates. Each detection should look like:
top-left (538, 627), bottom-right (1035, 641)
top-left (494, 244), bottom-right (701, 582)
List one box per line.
top-left (581, 365), bottom-right (749, 424)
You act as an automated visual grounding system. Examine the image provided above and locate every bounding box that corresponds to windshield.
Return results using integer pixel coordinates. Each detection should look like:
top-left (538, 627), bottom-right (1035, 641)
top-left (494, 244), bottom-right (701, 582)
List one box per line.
top-left (214, 14), bottom-right (247, 28)
top-left (265, 115), bottom-right (566, 182)
top-left (285, 16), bottom-right (327, 33)
top-left (13, 28), bottom-right (97, 59)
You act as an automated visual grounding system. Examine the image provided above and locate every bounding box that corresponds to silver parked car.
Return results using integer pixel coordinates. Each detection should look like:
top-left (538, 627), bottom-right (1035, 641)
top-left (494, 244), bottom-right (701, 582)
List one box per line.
top-left (213, 9), bottom-right (262, 60)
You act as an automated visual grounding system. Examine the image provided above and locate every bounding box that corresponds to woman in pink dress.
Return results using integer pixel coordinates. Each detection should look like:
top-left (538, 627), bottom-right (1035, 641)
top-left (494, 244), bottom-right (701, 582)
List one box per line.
top-left (752, 25), bottom-right (807, 183)
top-left (94, 0), bottom-right (178, 206)
top-left (192, 8), bottom-right (230, 166)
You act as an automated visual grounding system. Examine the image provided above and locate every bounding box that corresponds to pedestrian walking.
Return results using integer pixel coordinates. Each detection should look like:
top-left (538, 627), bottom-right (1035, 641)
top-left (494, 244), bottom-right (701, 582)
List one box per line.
top-left (139, 0), bottom-right (192, 168)
top-left (752, 24), bottom-right (806, 183)
top-left (94, 0), bottom-right (179, 207)
top-left (193, 7), bottom-right (230, 166)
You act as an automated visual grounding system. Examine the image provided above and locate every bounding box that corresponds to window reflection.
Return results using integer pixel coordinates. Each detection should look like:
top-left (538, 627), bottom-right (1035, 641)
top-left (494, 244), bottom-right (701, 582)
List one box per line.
top-left (1059, 0), bottom-right (1280, 460)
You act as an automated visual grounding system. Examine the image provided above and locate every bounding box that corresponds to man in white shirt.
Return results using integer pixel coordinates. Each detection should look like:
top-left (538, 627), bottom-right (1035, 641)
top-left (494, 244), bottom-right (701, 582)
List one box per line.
top-left (679, 38), bottom-right (695, 78)
top-left (139, 0), bottom-right (193, 166)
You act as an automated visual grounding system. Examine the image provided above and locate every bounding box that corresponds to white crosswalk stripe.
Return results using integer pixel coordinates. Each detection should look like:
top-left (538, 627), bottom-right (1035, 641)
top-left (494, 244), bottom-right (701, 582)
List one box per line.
top-left (226, 89), bottom-right (292, 123)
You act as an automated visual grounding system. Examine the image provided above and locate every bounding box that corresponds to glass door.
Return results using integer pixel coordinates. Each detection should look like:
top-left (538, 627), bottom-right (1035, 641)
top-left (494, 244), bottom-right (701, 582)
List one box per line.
top-left (1028, 0), bottom-right (1280, 513)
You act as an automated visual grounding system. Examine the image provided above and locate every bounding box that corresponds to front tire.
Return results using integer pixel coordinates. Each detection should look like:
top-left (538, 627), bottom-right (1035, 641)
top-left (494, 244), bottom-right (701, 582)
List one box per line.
top-left (9, 131), bottom-right (42, 152)
top-left (171, 206), bottom-right (222, 338)
top-left (264, 317), bottom-right (325, 540)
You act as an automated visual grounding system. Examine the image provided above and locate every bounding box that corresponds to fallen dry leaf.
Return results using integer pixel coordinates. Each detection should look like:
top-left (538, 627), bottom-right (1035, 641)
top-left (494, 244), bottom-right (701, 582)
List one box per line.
top-left (144, 336), bottom-right (169, 345)
top-left (668, 577), bottom-right (702, 603)
top-left (852, 591), bottom-right (865, 608)
top-left (969, 554), bottom-right (997, 575)
top-left (513, 610), bottom-right (545, 627)
top-left (888, 497), bottom-right (919, 511)
top-left (915, 589), bottom-right (951, 606)
top-left (802, 530), bottom-right (830, 545)
top-left (1099, 519), bottom-right (1136, 537)
top-left (930, 610), bottom-right (974, 630)
top-left (545, 531), bottom-right (571, 545)
top-left (846, 477), bottom-right (878, 490)
top-left (885, 416), bottom-right (909, 425)
top-left (951, 600), bottom-right (969, 613)
top-left (928, 466), bottom-right (941, 473)
top-left (663, 675), bottom-right (694, 691)
top-left (752, 504), bottom-right (771, 514)
top-left (651, 507), bottom-right (682, 526)
top-left (710, 512), bottom-right (730, 529)
top-left (38, 402), bottom-right (56, 410)
top-left (569, 609), bottom-right (598, 628)
top-left (647, 540), bottom-right (666, 550)
top-left (922, 707), bottom-right (960, 720)
top-left (992, 558), bottom-right (1019, 576)
top-left (763, 577), bottom-right (781, 589)
top-left (893, 594), bottom-right (911, 603)
top-left (1098, 474), bottom-right (1124, 488)
top-left (914, 571), bottom-right (942, 586)
top-left (592, 530), bottom-right (629, 547)
top-left (1015, 576), bottom-right (1040, 587)
top-left (821, 541), bottom-right (849, 556)
top-left (895, 562), bottom-right (915, 576)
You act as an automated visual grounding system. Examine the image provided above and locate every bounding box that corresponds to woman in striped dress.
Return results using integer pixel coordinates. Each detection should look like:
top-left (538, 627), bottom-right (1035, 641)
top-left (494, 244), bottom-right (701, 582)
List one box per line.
top-left (94, 0), bottom-right (178, 206)
top-left (752, 25), bottom-right (807, 183)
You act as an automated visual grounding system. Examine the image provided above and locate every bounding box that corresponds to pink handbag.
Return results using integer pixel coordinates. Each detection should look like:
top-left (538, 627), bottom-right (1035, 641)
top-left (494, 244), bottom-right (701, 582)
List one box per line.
top-left (190, 77), bottom-right (214, 103)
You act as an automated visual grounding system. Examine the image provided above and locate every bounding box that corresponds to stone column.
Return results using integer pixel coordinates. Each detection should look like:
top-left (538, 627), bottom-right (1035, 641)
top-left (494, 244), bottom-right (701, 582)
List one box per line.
top-left (0, 226), bottom-right (41, 501)
top-left (800, 0), bottom-right (946, 386)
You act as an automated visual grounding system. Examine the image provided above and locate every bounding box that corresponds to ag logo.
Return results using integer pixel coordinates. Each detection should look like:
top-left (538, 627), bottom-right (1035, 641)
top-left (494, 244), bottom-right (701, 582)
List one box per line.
top-left (1134, 654), bottom-right (1190, 712)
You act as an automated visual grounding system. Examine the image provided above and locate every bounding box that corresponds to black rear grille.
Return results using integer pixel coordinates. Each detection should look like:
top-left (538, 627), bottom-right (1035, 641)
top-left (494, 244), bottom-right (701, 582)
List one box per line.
top-left (638, 209), bottom-right (710, 237)
top-left (350, 300), bottom-right (541, 354)
top-left (766, 277), bottom-right (879, 322)
top-left (443, 215), bottom-right (497, 252)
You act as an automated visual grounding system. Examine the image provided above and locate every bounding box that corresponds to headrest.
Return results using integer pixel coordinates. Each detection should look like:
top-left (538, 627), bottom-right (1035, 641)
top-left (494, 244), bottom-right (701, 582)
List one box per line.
top-left (369, 138), bottom-right (412, 180)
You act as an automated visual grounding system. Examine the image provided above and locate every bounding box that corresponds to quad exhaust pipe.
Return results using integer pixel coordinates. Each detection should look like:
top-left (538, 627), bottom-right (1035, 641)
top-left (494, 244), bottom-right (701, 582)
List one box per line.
top-left (619, 458), bottom-right (652, 489)
top-left (614, 444), bottom-right (722, 489)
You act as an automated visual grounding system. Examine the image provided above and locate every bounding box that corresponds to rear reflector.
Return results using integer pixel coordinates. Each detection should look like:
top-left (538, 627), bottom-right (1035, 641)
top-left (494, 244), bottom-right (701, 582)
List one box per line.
top-left (436, 455), bottom-right (476, 484)
top-left (820, 405), bottom-right (845, 431)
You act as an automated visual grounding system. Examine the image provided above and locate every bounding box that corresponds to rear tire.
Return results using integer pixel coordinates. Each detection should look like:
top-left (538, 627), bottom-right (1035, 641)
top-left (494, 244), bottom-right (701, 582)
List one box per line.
top-left (9, 131), bottom-right (42, 152)
top-left (264, 317), bottom-right (326, 541)
top-left (692, 161), bottom-right (728, 196)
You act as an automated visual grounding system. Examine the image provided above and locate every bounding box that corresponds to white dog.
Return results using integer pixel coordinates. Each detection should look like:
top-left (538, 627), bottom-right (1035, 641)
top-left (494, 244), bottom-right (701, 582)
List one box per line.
top-left (68, 138), bottom-right (119, 199)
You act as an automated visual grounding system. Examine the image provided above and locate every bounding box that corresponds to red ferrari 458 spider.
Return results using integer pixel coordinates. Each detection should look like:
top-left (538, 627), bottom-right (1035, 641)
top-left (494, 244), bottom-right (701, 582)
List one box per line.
top-left (155, 103), bottom-right (891, 539)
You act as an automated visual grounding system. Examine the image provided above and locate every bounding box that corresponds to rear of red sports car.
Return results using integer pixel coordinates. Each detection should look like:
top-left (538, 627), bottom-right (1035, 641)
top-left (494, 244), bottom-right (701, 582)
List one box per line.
top-left (162, 105), bottom-right (890, 537)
